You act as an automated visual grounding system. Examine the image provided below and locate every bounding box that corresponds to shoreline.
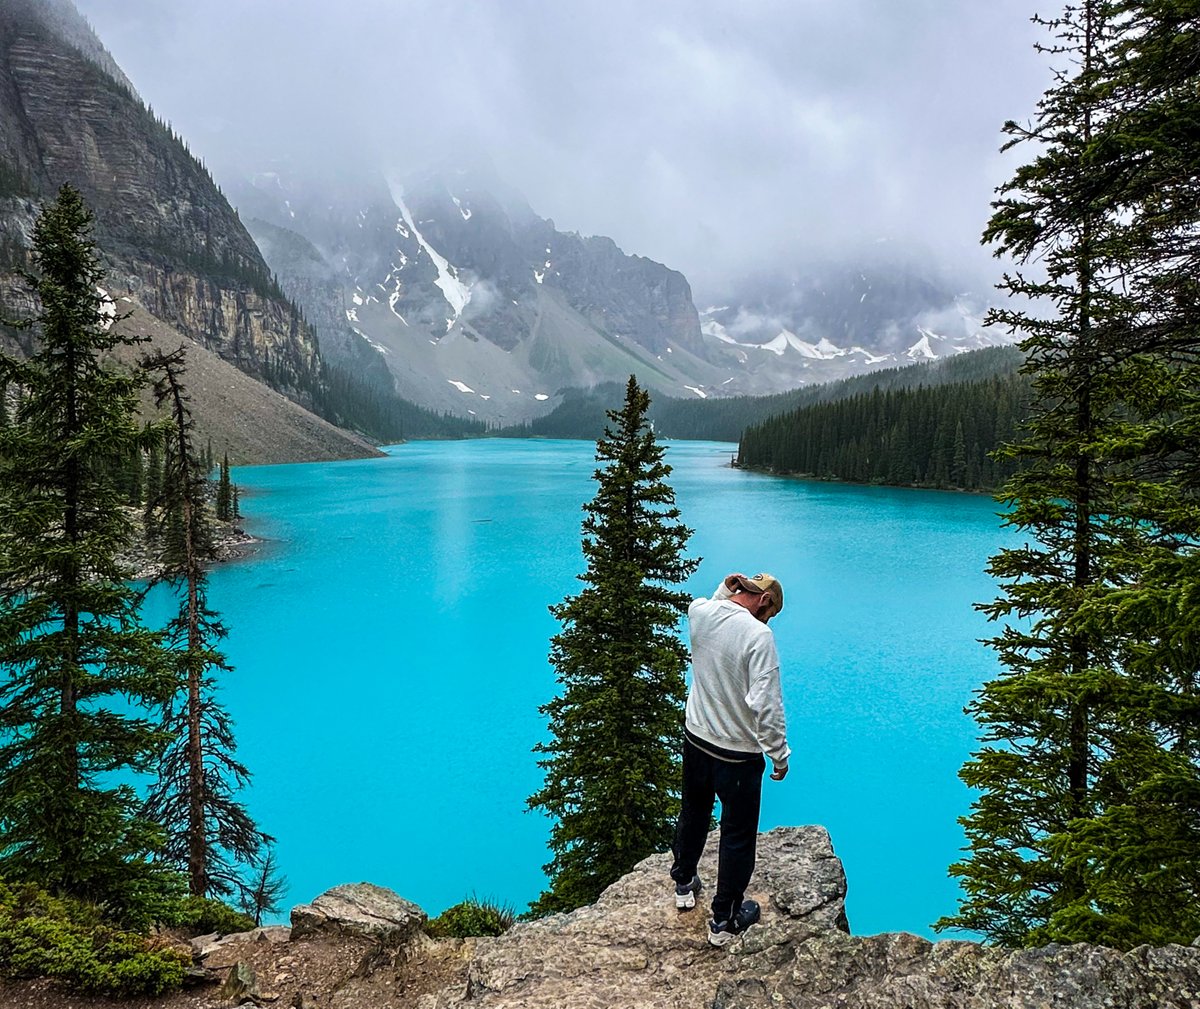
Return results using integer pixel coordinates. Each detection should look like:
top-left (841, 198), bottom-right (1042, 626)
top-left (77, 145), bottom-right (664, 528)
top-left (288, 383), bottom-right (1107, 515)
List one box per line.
top-left (123, 522), bottom-right (265, 583)
top-left (732, 461), bottom-right (1000, 498)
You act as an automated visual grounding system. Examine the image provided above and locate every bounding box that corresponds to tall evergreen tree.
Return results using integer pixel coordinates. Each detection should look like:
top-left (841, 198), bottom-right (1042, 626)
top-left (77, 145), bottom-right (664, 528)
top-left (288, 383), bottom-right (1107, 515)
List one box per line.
top-left (528, 376), bottom-right (699, 914)
top-left (0, 184), bottom-right (177, 919)
top-left (938, 0), bottom-right (1200, 947)
top-left (215, 452), bottom-right (232, 522)
top-left (140, 346), bottom-right (266, 900)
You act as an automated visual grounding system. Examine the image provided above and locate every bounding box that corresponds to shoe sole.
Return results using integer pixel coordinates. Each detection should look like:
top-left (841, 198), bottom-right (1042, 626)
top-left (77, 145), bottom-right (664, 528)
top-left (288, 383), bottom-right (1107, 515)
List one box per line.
top-left (707, 928), bottom-right (736, 947)
top-left (675, 891), bottom-right (696, 910)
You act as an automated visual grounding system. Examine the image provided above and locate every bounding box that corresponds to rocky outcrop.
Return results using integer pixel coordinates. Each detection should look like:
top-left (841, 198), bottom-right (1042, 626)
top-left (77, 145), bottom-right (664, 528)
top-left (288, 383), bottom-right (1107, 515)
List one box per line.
top-left (280, 825), bottom-right (1197, 1009)
top-left (11, 825), bottom-right (1190, 1009)
top-left (434, 826), bottom-right (848, 1009)
top-left (291, 883), bottom-right (427, 944)
top-left (715, 930), bottom-right (1200, 1009)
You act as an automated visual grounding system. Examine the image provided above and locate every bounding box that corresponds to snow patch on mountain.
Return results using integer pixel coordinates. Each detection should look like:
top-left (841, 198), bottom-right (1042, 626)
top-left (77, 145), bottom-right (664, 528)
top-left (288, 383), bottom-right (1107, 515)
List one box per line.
top-left (391, 185), bottom-right (472, 330)
top-left (96, 287), bottom-right (115, 331)
top-left (907, 331), bottom-right (938, 360)
top-left (448, 379), bottom-right (475, 394)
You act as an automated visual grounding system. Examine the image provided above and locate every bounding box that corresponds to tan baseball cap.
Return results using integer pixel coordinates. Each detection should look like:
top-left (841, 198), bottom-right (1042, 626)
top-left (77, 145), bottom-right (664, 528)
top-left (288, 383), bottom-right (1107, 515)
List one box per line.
top-left (731, 572), bottom-right (784, 614)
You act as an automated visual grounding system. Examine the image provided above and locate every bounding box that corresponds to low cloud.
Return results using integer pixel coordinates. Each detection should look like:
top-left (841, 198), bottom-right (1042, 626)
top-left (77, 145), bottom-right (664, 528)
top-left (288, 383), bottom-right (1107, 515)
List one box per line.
top-left (75, 0), bottom-right (1052, 300)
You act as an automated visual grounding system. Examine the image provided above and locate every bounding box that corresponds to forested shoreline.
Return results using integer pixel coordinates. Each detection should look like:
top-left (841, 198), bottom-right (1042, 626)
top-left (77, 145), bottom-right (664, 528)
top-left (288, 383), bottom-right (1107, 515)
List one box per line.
top-left (736, 371), bottom-right (1030, 493)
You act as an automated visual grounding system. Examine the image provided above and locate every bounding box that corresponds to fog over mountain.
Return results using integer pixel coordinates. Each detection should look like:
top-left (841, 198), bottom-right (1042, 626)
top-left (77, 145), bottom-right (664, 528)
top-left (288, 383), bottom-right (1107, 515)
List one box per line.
top-left (70, 0), bottom-right (1050, 303)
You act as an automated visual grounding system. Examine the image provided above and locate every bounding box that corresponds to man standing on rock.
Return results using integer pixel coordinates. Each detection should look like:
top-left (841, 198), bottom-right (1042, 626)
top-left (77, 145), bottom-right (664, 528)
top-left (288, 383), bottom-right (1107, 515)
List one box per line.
top-left (670, 572), bottom-right (790, 947)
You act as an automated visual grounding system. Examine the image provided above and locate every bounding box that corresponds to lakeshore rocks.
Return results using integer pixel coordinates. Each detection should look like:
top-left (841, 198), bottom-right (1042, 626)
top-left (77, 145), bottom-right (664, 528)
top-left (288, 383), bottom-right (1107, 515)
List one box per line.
top-left (290, 882), bottom-right (427, 944)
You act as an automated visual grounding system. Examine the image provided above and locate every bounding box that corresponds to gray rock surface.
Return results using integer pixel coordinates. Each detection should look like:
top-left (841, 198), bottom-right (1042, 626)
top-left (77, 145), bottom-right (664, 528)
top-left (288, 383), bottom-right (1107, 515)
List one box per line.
top-left (217, 961), bottom-right (261, 1005)
top-left (715, 929), bottom-right (1200, 1009)
top-left (422, 825), bottom-right (847, 1009)
top-left (98, 824), bottom-right (1197, 1009)
top-left (291, 882), bottom-right (427, 944)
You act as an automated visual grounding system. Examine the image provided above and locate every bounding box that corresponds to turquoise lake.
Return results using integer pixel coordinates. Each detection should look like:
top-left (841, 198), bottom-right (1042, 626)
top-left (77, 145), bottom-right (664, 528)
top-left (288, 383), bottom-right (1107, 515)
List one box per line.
top-left (144, 439), bottom-right (1015, 936)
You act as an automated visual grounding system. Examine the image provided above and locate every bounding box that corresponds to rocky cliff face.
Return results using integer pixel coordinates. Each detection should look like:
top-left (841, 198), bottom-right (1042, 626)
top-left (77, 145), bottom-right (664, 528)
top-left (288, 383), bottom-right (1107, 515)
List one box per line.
top-left (0, 0), bottom-right (322, 403)
top-left (147, 826), bottom-right (1200, 1009)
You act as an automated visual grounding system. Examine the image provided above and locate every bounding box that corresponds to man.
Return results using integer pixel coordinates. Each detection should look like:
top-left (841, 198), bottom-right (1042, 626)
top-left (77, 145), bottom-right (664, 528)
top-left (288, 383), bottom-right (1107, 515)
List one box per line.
top-left (669, 571), bottom-right (790, 947)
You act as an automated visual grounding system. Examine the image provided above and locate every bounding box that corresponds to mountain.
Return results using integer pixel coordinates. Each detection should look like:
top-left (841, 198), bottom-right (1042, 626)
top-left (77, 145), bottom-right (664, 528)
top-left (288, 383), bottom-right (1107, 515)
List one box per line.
top-left (0, 0), bottom-right (393, 457)
top-left (697, 244), bottom-right (1013, 390)
top-left (230, 163), bottom-right (732, 423)
top-left (232, 161), bottom-right (1014, 421)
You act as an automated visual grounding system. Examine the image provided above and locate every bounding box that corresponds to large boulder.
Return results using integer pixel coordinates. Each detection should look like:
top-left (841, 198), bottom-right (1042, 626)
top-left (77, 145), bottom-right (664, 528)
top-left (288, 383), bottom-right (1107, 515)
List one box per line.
top-left (428, 825), bottom-right (847, 1009)
top-left (290, 882), bottom-right (427, 944)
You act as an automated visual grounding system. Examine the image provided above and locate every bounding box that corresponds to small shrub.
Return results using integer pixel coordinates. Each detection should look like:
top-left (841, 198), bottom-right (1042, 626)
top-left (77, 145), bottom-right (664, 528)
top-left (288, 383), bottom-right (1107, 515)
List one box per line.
top-left (0, 880), bottom-right (190, 997)
top-left (165, 895), bottom-right (255, 936)
top-left (425, 896), bottom-right (515, 939)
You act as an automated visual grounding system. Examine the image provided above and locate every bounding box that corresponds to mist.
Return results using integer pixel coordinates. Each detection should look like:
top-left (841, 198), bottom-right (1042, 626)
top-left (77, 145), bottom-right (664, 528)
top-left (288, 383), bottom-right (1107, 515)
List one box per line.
top-left (72, 0), bottom-right (1051, 300)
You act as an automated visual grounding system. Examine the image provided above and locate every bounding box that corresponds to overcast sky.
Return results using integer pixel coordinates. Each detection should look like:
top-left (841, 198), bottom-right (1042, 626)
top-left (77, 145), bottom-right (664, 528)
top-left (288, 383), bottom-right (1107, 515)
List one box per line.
top-left (72, 0), bottom-right (1051, 299)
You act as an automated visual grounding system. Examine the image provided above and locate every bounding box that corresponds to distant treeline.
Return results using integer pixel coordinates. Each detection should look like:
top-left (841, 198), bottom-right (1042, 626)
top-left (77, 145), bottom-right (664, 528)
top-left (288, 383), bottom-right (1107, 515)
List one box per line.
top-left (492, 346), bottom-right (1024, 444)
top-left (737, 369), bottom-right (1030, 492)
top-left (316, 362), bottom-right (485, 442)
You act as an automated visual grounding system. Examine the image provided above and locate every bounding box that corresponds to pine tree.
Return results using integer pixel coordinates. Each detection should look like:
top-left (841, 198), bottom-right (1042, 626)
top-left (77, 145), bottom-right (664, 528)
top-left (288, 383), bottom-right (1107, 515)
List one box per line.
top-left (238, 845), bottom-right (288, 927)
top-left (0, 184), bottom-right (178, 919)
top-left (937, 0), bottom-right (1200, 947)
top-left (528, 376), bottom-right (699, 914)
top-left (215, 452), bottom-right (232, 522)
top-left (141, 346), bottom-right (266, 900)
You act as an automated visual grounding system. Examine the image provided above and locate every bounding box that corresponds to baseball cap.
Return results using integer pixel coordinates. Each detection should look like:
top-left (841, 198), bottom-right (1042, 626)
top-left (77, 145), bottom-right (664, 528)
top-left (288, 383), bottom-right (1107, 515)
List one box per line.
top-left (731, 572), bottom-right (784, 613)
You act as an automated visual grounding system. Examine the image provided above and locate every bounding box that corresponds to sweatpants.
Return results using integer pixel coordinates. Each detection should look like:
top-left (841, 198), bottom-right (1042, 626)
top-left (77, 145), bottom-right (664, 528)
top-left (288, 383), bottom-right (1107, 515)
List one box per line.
top-left (669, 733), bottom-right (766, 921)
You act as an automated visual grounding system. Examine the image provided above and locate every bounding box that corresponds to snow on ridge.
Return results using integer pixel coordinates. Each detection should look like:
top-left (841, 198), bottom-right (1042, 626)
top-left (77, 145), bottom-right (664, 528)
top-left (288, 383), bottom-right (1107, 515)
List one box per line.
top-left (534, 393), bottom-right (549, 401)
top-left (906, 330), bottom-right (938, 360)
top-left (849, 346), bottom-right (891, 365)
top-left (350, 325), bottom-right (389, 356)
top-left (448, 379), bottom-right (475, 394)
top-left (451, 194), bottom-right (472, 221)
top-left (683, 385), bottom-right (708, 399)
top-left (391, 186), bottom-right (471, 331)
top-left (702, 319), bottom-right (737, 343)
top-left (388, 288), bottom-right (408, 325)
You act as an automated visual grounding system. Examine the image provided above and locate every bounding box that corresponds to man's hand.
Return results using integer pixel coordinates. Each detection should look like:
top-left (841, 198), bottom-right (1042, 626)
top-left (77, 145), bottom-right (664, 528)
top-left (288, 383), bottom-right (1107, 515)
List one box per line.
top-left (770, 761), bottom-right (788, 781)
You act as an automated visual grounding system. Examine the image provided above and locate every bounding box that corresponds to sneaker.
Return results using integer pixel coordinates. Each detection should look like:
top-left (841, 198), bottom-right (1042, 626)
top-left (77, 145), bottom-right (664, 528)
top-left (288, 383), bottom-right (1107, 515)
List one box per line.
top-left (674, 874), bottom-right (701, 910)
top-left (708, 899), bottom-right (761, 947)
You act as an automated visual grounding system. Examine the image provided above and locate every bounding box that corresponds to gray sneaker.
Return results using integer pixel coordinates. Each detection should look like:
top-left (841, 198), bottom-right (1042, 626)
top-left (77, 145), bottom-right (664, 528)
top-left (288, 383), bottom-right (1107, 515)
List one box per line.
top-left (674, 874), bottom-right (701, 910)
top-left (708, 899), bottom-right (761, 946)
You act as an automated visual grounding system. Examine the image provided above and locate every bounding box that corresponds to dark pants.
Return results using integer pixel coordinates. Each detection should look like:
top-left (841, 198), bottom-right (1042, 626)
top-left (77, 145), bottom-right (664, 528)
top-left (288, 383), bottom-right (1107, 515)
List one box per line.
top-left (670, 735), bottom-right (765, 921)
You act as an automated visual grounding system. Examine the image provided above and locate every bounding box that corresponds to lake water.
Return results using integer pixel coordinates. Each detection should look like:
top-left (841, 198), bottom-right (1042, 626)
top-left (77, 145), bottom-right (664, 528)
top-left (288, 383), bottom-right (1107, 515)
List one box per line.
top-left (144, 439), bottom-right (1013, 937)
